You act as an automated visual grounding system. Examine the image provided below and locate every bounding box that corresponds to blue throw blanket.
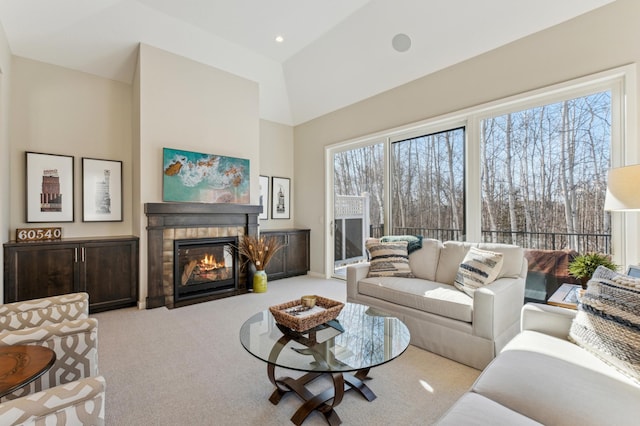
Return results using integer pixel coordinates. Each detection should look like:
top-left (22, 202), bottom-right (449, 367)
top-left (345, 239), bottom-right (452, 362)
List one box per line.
top-left (380, 235), bottom-right (423, 254)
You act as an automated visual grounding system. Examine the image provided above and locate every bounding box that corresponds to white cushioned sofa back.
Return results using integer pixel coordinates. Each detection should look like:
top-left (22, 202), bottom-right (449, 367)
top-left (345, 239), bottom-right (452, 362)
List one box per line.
top-left (408, 238), bottom-right (443, 281)
top-left (435, 241), bottom-right (524, 285)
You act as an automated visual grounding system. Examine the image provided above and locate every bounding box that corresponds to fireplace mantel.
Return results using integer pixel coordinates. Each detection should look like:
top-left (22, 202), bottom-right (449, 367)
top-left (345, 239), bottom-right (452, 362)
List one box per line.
top-left (145, 202), bottom-right (262, 308)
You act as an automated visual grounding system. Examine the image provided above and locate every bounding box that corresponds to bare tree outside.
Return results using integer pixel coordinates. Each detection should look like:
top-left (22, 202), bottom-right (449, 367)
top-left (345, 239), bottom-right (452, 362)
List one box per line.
top-left (481, 91), bottom-right (611, 253)
top-left (391, 128), bottom-right (465, 241)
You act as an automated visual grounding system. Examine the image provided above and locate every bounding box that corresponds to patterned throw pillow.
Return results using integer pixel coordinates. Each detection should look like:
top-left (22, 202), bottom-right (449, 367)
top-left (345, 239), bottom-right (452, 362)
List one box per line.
top-left (366, 240), bottom-right (414, 278)
top-left (454, 247), bottom-right (504, 296)
top-left (569, 266), bottom-right (640, 384)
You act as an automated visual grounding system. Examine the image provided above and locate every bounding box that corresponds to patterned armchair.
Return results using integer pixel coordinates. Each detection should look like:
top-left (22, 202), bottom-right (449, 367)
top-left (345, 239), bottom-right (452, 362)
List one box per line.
top-left (0, 376), bottom-right (105, 425)
top-left (0, 293), bottom-right (105, 425)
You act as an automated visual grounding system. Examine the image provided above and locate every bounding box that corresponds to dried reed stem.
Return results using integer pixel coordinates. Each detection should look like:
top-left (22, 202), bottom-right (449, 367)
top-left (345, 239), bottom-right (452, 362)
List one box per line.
top-left (234, 234), bottom-right (284, 271)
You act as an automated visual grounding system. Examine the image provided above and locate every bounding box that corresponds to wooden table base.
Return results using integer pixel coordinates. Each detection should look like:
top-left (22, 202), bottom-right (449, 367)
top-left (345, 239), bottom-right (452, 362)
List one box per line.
top-left (267, 364), bottom-right (376, 426)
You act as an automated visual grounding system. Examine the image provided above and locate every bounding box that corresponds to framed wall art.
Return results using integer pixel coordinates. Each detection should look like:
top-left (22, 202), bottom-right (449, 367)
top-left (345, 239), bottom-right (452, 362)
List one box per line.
top-left (163, 148), bottom-right (250, 204)
top-left (271, 176), bottom-right (290, 219)
top-left (259, 175), bottom-right (269, 220)
top-left (26, 152), bottom-right (74, 223)
top-left (82, 157), bottom-right (123, 222)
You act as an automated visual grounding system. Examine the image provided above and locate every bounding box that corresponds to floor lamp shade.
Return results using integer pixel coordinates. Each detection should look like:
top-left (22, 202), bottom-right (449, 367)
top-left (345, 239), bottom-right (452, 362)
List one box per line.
top-left (604, 164), bottom-right (640, 211)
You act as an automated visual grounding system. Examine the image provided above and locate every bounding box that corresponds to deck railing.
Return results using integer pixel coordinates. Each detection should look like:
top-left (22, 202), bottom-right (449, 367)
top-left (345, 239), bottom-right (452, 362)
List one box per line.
top-left (369, 225), bottom-right (611, 254)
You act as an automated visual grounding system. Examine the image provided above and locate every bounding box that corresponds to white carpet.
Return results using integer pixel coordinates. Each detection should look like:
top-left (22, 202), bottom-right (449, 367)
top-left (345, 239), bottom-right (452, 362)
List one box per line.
top-left (94, 276), bottom-right (479, 425)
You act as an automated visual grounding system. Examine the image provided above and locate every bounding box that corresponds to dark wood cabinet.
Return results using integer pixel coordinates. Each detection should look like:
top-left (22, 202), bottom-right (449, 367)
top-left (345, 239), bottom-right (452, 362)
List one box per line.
top-left (262, 229), bottom-right (310, 280)
top-left (4, 236), bottom-right (138, 313)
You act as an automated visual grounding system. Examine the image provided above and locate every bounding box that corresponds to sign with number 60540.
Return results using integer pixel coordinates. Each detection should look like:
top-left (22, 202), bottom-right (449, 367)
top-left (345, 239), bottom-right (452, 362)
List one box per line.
top-left (16, 227), bottom-right (63, 242)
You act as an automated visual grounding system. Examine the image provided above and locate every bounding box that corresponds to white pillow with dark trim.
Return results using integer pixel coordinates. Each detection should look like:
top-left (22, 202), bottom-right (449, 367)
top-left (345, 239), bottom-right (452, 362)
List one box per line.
top-left (366, 240), bottom-right (414, 278)
top-left (454, 247), bottom-right (504, 296)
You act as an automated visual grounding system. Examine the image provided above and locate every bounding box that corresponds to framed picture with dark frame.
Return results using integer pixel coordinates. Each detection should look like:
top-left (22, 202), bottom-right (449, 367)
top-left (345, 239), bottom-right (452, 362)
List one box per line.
top-left (26, 151), bottom-right (74, 223)
top-left (271, 176), bottom-right (290, 219)
top-left (259, 175), bottom-right (269, 220)
top-left (82, 157), bottom-right (123, 222)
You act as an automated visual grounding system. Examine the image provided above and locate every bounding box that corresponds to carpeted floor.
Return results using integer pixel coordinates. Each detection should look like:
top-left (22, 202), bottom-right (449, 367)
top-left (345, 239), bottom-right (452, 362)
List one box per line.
top-left (94, 276), bottom-right (479, 425)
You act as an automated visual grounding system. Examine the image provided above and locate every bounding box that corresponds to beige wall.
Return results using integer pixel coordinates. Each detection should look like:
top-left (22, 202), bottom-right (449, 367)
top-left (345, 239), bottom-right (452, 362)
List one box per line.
top-left (294, 0), bottom-right (640, 276)
top-left (136, 44), bottom-right (260, 305)
top-left (8, 57), bottom-right (133, 240)
top-left (0, 22), bottom-right (12, 297)
top-left (258, 119), bottom-right (294, 230)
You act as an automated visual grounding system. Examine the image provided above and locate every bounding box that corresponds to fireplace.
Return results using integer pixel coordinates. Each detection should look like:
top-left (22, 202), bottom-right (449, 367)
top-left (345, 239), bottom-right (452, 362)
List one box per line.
top-left (174, 237), bottom-right (238, 302)
top-left (145, 202), bottom-right (261, 309)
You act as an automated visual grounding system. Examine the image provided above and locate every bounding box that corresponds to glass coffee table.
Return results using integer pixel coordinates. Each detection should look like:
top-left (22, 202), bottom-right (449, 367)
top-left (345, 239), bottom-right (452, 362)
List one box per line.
top-left (239, 302), bottom-right (410, 425)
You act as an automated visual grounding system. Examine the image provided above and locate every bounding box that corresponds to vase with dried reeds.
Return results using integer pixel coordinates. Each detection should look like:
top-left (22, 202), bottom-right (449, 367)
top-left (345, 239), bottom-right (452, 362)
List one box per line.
top-left (233, 234), bottom-right (284, 292)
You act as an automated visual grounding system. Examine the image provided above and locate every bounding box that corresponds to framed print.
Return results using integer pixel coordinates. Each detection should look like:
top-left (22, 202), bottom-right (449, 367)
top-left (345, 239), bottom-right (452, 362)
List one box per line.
top-left (271, 176), bottom-right (290, 219)
top-left (82, 157), bottom-right (123, 222)
top-left (163, 147), bottom-right (250, 204)
top-left (259, 175), bottom-right (269, 220)
top-left (26, 152), bottom-right (74, 223)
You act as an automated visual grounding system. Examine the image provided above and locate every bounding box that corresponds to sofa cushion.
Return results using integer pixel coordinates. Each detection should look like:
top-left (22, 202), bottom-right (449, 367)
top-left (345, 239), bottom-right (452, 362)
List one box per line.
top-left (436, 241), bottom-right (523, 284)
top-left (366, 240), bottom-right (413, 278)
top-left (357, 276), bottom-right (473, 322)
top-left (454, 247), bottom-right (504, 296)
top-left (569, 265), bottom-right (640, 384)
top-left (474, 330), bottom-right (640, 426)
top-left (408, 238), bottom-right (442, 281)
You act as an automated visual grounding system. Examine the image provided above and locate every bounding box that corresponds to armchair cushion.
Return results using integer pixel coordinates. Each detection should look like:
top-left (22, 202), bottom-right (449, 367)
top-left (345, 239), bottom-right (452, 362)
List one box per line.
top-left (0, 375), bottom-right (105, 426)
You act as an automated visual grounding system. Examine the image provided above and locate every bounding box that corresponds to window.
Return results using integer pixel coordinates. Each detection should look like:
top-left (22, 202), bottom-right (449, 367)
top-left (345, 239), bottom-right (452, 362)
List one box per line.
top-left (480, 91), bottom-right (612, 253)
top-left (326, 65), bottom-right (634, 277)
top-left (391, 128), bottom-right (465, 241)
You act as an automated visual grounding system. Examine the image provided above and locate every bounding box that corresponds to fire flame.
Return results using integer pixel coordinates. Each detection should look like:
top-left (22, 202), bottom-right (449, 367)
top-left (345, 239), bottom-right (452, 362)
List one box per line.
top-left (200, 254), bottom-right (225, 270)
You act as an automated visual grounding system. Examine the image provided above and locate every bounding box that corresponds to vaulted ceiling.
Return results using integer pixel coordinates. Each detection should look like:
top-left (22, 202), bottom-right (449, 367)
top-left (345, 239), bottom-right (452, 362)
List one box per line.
top-left (0, 0), bottom-right (615, 125)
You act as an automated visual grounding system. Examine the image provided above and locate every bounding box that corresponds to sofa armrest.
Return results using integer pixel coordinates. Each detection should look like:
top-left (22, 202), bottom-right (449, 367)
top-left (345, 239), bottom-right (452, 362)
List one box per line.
top-left (0, 375), bottom-right (105, 426)
top-left (0, 293), bottom-right (89, 332)
top-left (346, 263), bottom-right (370, 301)
top-left (473, 276), bottom-right (525, 340)
top-left (0, 318), bottom-right (99, 400)
top-left (520, 302), bottom-right (576, 339)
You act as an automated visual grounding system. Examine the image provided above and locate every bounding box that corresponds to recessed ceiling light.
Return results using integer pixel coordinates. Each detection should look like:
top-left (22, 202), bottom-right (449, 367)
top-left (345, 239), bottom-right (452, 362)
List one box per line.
top-left (392, 33), bottom-right (411, 53)
top-left (275, 35), bottom-right (284, 43)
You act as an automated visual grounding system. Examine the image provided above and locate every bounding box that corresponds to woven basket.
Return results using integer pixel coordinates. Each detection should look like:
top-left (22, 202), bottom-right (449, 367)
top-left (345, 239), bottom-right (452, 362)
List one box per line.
top-left (269, 296), bottom-right (344, 332)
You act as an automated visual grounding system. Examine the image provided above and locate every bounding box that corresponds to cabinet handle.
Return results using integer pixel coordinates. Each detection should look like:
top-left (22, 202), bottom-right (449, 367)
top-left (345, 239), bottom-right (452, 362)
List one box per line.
top-left (82, 247), bottom-right (85, 263)
top-left (74, 248), bottom-right (78, 263)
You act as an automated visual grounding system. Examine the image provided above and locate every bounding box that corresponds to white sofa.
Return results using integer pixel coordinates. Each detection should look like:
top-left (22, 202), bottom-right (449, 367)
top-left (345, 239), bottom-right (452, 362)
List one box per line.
top-left (347, 239), bottom-right (527, 370)
top-left (436, 303), bottom-right (640, 425)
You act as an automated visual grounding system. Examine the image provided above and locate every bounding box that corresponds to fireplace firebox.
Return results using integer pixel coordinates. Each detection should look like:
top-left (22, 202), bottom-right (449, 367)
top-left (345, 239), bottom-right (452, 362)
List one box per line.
top-left (174, 237), bottom-right (238, 302)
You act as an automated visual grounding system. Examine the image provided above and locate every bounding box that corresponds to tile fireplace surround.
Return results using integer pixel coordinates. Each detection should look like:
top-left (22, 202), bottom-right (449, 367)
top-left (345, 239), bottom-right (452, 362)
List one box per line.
top-left (145, 202), bottom-right (261, 309)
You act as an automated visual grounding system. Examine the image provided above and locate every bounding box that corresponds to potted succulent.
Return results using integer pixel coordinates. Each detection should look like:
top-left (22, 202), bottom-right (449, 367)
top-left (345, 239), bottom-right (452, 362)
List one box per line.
top-left (568, 252), bottom-right (618, 289)
top-left (234, 234), bottom-right (284, 293)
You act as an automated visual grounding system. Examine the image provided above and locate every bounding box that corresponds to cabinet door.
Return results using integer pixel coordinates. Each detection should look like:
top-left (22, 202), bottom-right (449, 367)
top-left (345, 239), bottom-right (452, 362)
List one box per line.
top-left (264, 233), bottom-right (287, 280)
top-left (286, 231), bottom-right (310, 275)
top-left (5, 244), bottom-right (79, 302)
top-left (82, 240), bottom-right (138, 312)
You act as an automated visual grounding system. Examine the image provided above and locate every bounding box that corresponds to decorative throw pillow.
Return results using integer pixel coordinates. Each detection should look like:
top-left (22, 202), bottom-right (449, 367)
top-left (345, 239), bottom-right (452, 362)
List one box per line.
top-left (454, 247), bottom-right (504, 296)
top-left (380, 235), bottom-right (423, 254)
top-left (569, 265), bottom-right (640, 384)
top-left (366, 240), bottom-right (414, 278)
